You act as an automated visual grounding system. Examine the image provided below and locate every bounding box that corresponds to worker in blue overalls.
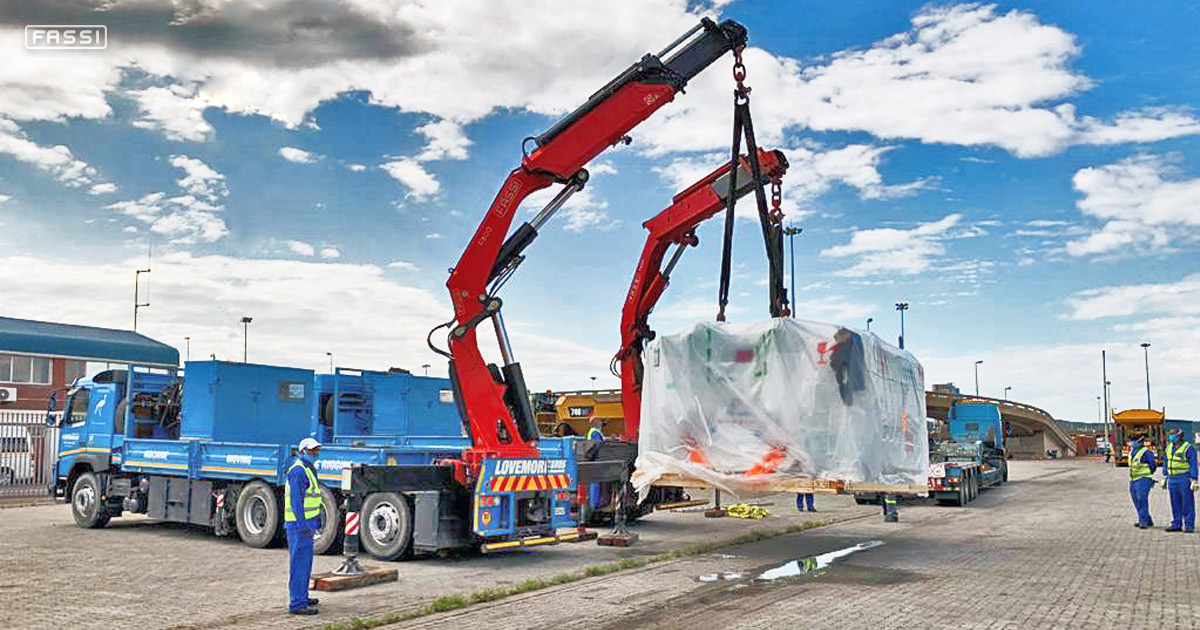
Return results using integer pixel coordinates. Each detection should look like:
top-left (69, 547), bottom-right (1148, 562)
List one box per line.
top-left (587, 419), bottom-right (605, 514)
top-left (795, 493), bottom-right (815, 512)
top-left (286, 437), bottom-right (323, 615)
top-left (1129, 435), bottom-right (1157, 529)
top-left (1163, 428), bottom-right (1197, 533)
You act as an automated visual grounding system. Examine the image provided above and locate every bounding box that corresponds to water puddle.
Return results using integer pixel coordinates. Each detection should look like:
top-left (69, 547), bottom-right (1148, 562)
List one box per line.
top-left (754, 540), bottom-right (884, 582)
top-left (698, 571), bottom-right (745, 582)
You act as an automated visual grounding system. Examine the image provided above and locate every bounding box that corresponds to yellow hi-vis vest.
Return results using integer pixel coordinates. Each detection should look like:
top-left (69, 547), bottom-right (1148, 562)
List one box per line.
top-left (284, 460), bottom-right (322, 522)
top-left (1166, 442), bottom-right (1193, 476)
top-left (1129, 447), bottom-right (1152, 481)
top-left (586, 427), bottom-right (604, 441)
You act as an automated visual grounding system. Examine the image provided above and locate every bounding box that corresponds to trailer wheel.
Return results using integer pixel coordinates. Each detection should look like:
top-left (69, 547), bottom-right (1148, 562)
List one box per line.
top-left (952, 481), bottom-right (966, 507)
top-left (236, 481), bottom-right (280, 548)
top-left (966, 472), bottom-right (976, 502)
top-left (359, 492), bottom-right (412, 561)
top-left (312, 487), bottom-right (344, 556)
top-left (999, 460), bottom-right (1008, 484)
top-left (72, 472), bottom-right (111, 529)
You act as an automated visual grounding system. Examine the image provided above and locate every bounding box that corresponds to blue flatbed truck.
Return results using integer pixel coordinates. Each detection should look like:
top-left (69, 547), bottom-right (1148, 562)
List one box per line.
top-left (926, 400), bottom-right (1008, 506)
top-left (48, 361), bottom-right (580, 559)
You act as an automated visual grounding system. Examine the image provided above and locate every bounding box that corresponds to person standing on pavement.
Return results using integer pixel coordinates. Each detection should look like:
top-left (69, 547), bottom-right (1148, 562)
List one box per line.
top-left (1128, 434), bottom-right (1157, 529)
top-left (796, 493), bottom-right (816, 512)
top-left (285, 437), bottom-right (323, 615)
top-left (1163, 428), bottom-right (1197, 532)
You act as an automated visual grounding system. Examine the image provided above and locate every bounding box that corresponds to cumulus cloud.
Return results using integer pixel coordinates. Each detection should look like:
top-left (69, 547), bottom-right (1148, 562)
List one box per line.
top-left (89, 183), bottom-right (118, 195)
top-left (104, 155), bottom-right (228, 243)
top-left (415, 120), bottom-right (472, 162)
top-left (346, 163), bottom-right (367, 172)
top-left (0, 118), bottom-right (100, 187)
top-left (381, 159), bottom-right (440, 200)
top-left (129, 84), bottom-right (214, 142)
top-left (1064, 155), bottom-right (1200, 256)
top-left (286, 240), bottom-right (315, 256)
top-left (169, 154), bottom-right (227, 200)
top-left (279, 146), bottom-right (317, 163)
top-left (319, 247), bottom-right (340, 259)
top-left (821, 214), bottom-right (975, 276)
top-left (387, 260), bottom-right (419, 272)
top-left (1064, 275), bottom-right (1200, 321)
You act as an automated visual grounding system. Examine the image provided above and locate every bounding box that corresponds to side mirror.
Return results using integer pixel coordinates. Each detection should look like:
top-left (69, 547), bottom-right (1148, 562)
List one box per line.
top-left (45, 392), bottom-right (59, 427)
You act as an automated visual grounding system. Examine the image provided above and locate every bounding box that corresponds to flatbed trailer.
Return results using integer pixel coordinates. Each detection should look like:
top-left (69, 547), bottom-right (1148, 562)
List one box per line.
top-left (926, 456), bottom-right (1006, 506)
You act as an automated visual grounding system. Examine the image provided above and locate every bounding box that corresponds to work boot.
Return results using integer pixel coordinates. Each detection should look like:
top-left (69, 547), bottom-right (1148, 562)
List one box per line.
top-left (289, 607), bottom-right (319, 616)
top-left (307, 598), bottom-right (320, 606)
top-left (1165, 526), bottom-right (1182, 532)
top-left (884, 514), bottom-right (899, 523)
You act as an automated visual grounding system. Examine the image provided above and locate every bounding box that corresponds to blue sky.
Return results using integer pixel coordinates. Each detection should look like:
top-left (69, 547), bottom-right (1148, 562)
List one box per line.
top-left (1, 1), bottom-right (1198, 421)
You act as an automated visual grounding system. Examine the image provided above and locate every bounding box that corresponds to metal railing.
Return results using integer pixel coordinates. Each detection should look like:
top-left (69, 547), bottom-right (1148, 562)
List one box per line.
top-left (0, 410), bottom-right (59, 498)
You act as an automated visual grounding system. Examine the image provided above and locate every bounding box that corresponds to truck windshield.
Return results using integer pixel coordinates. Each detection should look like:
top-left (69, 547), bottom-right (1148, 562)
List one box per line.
top-left (64, 388), bottom-right (90, 425)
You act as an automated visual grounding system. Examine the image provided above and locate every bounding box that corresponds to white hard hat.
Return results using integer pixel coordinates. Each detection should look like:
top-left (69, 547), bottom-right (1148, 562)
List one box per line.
top-left (298, 437), bottom-right (321, 452)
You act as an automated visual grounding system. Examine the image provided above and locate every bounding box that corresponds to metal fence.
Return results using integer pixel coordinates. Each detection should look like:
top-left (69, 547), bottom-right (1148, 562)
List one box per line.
top-left (0, 410), bottom-right (58, 498)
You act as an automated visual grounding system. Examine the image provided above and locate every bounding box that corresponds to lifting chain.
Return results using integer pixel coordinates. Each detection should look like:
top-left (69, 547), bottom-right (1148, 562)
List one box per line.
top-left (769, 178), bottom-right (784, 224)
top-left (732, 46), bottom-right (750, 103)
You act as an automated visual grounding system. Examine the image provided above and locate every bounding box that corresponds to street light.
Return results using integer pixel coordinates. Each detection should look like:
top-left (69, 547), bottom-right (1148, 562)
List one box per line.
top-left (895, 303), bottom-right (909, 349)
top-left (1004, 386), bottom-right (1011, 400)
top-left (184, 336), bottom-right (190, 362)
top-left (974, 360), bottom-right (984, 396)
top-left (1140, 342), bottom-right (1152, 408)
top-left (326, 352), bottom-right (333, 373)
top-left (422, 363), bottom-right (431, 376)
top-left (784, 226), bottom-right (803, 317)
top-left (240, 316), bottom-right (253, 363)
top-left (866, 317), bottom-right (873, 332)
top-left (590, 376), bottom-right (597, 390)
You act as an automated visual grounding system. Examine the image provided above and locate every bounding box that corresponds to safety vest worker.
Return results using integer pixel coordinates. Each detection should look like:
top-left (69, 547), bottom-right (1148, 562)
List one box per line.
top-left (586, 426), bottom-right (604, 442)
top-left (1163, 429), bottom-right (1197, 533)
top-left (285, 437), bottom-right (323, 615)
top-left (1128, 438), bottom-right (1157, 529)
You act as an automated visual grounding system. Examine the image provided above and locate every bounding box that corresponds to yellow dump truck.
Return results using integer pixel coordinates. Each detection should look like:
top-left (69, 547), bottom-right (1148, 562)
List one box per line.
top-left (1112, 408), bottom-right (1165, 466)
top-left (534, 389), bottom-right (626, 438)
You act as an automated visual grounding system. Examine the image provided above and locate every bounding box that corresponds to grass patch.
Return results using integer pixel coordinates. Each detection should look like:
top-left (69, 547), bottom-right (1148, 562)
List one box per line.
top-left (322, 517), bottom-right (838, 630)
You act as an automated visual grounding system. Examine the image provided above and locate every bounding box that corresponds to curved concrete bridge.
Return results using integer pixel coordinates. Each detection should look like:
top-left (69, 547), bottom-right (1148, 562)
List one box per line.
top-left (926, 391), bottom-right (1076, 459)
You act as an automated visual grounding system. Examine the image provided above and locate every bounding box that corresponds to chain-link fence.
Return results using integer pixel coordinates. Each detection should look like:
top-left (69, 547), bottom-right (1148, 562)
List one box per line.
top-left (0, 411), bottom-right (58, 498)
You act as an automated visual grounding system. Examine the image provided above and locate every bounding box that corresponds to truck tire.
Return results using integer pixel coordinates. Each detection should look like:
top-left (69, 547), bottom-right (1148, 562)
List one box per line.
top-left (967, 471), bottom-right (977, 502)
top-left (72, 472), bottom-right (112, 529)
top-left (313, 486), bottom-right (344, 556)
top-left (952, 480), bottom-right (966, 506)
top-left (236, 481), bottom-right (281, 548)
top-left (999, 460), bottom-right (1008, 484)
top-left (359, 492), bottom-right (412, 561)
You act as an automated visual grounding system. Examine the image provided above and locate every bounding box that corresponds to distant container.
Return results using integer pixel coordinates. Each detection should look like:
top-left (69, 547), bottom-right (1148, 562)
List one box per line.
top-left (181, 361), bottom-right (314, 444)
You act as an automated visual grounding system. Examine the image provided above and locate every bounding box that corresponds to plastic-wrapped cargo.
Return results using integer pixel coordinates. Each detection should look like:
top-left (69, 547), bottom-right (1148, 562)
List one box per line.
top-left (633, 318), bottom-right (927, 497)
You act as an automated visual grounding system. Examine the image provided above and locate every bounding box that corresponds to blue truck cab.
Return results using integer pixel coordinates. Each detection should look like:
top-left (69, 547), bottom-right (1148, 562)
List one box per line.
top-left (49, 361), bottom-right (580, 559)
top-left (927, 401), bottom-right (1008, 506)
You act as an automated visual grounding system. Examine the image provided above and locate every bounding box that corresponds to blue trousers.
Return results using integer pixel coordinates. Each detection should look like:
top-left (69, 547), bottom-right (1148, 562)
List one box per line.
top-left (287, 527), bottom-right (314, 611)
top-left (1130, 478), bottom-right (1154, 526)
top-left (796, 493), bottom-right (814, 511)
top-left (1166, 476), bottom-right (1195, 530)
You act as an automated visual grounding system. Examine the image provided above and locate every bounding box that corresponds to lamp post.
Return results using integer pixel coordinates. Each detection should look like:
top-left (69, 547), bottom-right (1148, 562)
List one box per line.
top-left (422, 364), bottom-right (431, 376)
top-left (133, 267), bottom-right (151, 331)
top-left (326, 352), bottom-right (333, 373)
top-left (866, 317), bottom-right (873, 332)
top-left (240, 317), bottom-right (253, 363)
top-left (590, 376), bottom-right (597, 390)
top-left (1140, 342), bottom-right (1152, 408)
top-left (784, 226), bottom-right (803, 317)
top-left (184, 336), bottom-right (190, 362)
top-left (895, 303), bottom-right (909, 349)
top-left (1004, 386), bottom-right (1011, 400)
top-left (974, 360), bottom-right (983, 396)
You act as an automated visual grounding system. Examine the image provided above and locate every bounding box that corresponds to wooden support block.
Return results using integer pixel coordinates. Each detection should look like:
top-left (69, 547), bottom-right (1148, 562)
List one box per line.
top-left (704, 507), bottom-right (727, 518)
top-left (597, 532), bottom-right (639, 547)
top-left (656, 499), bottom-right (709, 510)
top-left (572, 529), bottom-right (599, 542)
top-left (311, 566), bottom-right (398, 592)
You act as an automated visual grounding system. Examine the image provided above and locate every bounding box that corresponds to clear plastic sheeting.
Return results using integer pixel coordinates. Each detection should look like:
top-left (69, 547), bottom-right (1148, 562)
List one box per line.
top-left (634, 318), bottom-right (927, 497)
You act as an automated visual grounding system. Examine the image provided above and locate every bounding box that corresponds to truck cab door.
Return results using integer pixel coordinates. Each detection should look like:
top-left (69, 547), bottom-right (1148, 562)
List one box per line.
top-left (55, 386), bottom-right (92, 477)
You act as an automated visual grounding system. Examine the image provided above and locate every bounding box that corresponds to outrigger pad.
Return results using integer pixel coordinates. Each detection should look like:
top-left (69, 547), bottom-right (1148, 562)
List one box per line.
top-left (312, 566), bottom-right (397, 592)
top-left (597, 532), bottom-right (639, 547)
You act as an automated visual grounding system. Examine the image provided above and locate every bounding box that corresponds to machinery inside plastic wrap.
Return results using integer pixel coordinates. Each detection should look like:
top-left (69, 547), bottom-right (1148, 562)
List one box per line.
top-left (633, 318), bottom-right (928, 498)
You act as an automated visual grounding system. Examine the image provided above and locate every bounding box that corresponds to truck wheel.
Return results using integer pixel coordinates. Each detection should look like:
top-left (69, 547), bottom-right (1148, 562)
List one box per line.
top-left (236, 481), bottom-right (281, 548)
top-left (967, 472), bottom-right (976, 502)
top-left (312, 487), bottom-right (344, 556)
top-left (953, 481), bottom-right (966, 507)
top-left (1000, 460), bottom-right (1008, 484)
top-left (72, 472), bottom-right (111, 529)
top-left (360, 492), bottom-right (412, 561)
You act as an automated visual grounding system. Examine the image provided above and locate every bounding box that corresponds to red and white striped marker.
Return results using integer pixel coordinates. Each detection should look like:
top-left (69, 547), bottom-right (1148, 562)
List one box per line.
top-left (344, 511), bottom-right (360, 536)
top-left (215, 493), bottom-right (225, 510)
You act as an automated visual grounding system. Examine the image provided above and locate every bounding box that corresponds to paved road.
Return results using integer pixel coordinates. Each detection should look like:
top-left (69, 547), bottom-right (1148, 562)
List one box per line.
top-left (400, 459), bottom-right (1200, 630)
top-left (0, 481), bottom-right (870, 630)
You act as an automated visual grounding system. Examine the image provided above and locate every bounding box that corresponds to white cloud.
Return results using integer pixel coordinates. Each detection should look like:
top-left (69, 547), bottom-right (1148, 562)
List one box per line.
top-left (381, 159), bottom-right (440, 200)
top-left (415, 120), bottom-right (472, 161)
top-left (1065, 154), bottom-right (1200, 256)
top-left (319, 247), bottom-right (341, 259)
top-left (89, 183), bottom-right (118, 195)
top-left (520, 187), bottom-right (618, 233)
top-left (129, 85), bottom-right (214, 143)
top-left (286, 240), bottom-right (315, 256)
top-left (425, 233), bottom-right (442, 239)
top-left (347, 163), bottom-right (367, 172)
top-left (0, 118), bottom-right (99, 187)
top-left (821, 214), bottom-right (967, 276)
top-left (387, 260), bottom-right (419, 272)
top-left (0, 251), bottom-right (619, 391)
top-left (1065, 275), bottom-right (1200, 321)
top-left (279, 147), bottom-right (317, 163)
top-left (169, 155), bottom-right (227, 201)
top-left (0, 193), bottom-right (10, 203)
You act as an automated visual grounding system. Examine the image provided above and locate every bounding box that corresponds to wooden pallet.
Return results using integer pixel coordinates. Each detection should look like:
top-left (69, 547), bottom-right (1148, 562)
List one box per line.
top-left (311, 566), bottom-right (398, 592)
top-left (647, 471), bottom-right (927, 497)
